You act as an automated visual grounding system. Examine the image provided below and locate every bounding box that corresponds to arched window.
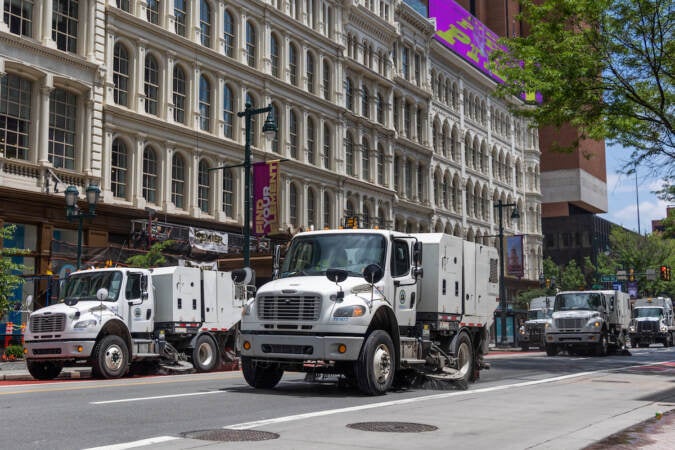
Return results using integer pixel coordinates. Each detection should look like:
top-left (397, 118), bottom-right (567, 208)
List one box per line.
top-left (222, 168), bottom-right (234, 217)
top-left (376, 93), bottom-right (384, 124)
top-left (289, 43), bottom-right (298, 85)
top-left (223, 85), bottom-right (234, 138)
top-left (377, 145), bottom-right (385, 185)
top-left (270, 34), bottom-right (280, 78)
top-left (289, 110), bottom-right (298, 158)
top-left (322, 60), bottom-right (331, 100)
top-left (289, 183), bottom-right (298, 227)
top-left (307, 189), bottom-right (316, 227)
top-left (361, 85), bottom-right (369, 118)
top-left (174, 0), bottom-right (187, 36)
top-left (345, 133), bottom-right (354, 176)
top-left (323, 124), bottom-right (331, 169)
top-left (223, 10), bottom-right (235, 57)
top-left (323, 191), bottom-right (331, 228)
top-left (113, 43), bottom-right (129, 106)
top-left (200, 0), bottom-right (212, 48)
top-left (172, 65), bottom-right (186, 123)
top-left (307, 116), bottom-right (316, 164)
top-left (246, 21), bottom-right (256, 67)
top-left (199, 75), bottom-right (211, 131)
top-left (198, 159), bottom-right (211, 213)
top-left (144, 54), bottom-right (159, 115)
top-left (171, 153), bottom-right (185, 208)
top-left (361, 137), bottom-right (370, 181)
top-left (143, 146), bottom-right (158, 203)
top-left (306, 52), bottom-right (315, 93)
top-left (111, 138), bottom-right (128, 199)
top-left (345, 77), bottom-right (354, 111)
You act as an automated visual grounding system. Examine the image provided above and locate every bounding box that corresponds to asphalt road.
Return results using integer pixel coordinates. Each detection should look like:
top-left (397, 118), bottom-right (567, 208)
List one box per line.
top-left (1, 346), bottom-right (674, 450)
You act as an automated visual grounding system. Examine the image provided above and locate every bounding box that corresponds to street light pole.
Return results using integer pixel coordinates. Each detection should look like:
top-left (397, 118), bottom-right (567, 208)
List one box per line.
top-left (237, 103), bottom-right (277, 267)
top-left (494, 199), bottom-right (519, 346)
top-left (64, 184), bottom-right (100, 269)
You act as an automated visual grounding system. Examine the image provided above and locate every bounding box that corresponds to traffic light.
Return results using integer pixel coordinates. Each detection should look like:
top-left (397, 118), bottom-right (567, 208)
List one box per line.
top-left (660, 265), bottom-right (670, 281)
top-left (629, 268), bottom-right (635, 282)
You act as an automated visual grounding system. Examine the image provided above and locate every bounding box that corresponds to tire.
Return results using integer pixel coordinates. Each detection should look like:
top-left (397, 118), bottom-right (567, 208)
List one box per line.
top-left (92, 335), bottom-right (129, 379)
top-left (241, 356), bottom-right (283, 389)
top-left (545, 344), bottom-right (558, 356)
top-left (354, 330), bottom-right (395, 395)
top-left (26, 360), bottom-right (63, 380)
top-left (631, 339), bottom-right (639, 349)
top-left (520, 344), bottom-right (530, 351)
top-left (595, 331), bottom-right (608, 356)
top-left (452, 332), bottom-right (475, 385)
top-left (192, 334), bottom-right (219, 372)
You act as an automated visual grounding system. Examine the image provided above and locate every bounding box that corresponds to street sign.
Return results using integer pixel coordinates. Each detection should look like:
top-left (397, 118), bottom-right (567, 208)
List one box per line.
top-left (616, 270), bottom-right (627, 281)
top-left (613, 282), bottom-right (623, 291)
top-left (646, 268), bottom-right (657, 281)
top-left (600, 275), bottom-right (617, 282)
top-left (592, 284), bottom-right (603, 290)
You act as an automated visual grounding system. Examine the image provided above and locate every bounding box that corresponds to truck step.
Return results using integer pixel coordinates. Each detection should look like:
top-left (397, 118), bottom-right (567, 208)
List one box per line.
top-left (133, 353), bottom-right (161, 359)
top-left (400, 358), bottom-right (427, 365)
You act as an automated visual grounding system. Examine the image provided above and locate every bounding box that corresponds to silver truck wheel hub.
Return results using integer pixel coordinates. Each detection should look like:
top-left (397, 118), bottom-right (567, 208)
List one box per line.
top-left (105, 345), bottom-right (124, 371)
top-left (373, 344), bottom-right (391, 383)
top-left (198, 342), bottom-right (214, 366)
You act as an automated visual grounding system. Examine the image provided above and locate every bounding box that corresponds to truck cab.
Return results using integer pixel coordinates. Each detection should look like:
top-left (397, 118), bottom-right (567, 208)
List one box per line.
top-left (629, 297), bottom-right (674, 348)
top-left (519, 296), bottom-right (553, 350)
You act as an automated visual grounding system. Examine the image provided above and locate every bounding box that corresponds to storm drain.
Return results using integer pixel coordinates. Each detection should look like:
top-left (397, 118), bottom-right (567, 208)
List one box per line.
top-left (346, 422), bottom-right (438, 433)
top-left (181, 429), bottom-right (279, 442)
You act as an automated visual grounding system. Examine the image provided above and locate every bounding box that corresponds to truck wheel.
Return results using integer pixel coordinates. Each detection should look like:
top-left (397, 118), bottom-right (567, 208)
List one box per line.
top-left (241, 356), bottom-right (283, 389)
top-left (630, 339), bottom-right (639, 349)
top-left (192, 334), bottom-right (219, 372)
top-left (545, 344), bottom-right (558, 356)
top-left (26, 360), bottom-right (63, 380)
top-left (520, 344), bottom-right (529, 351)
top-left (595, 332), bottom-right (608, 356)
top-left (452, 332), bottom-right (474, 384)
top-left (354, 330), bottom-right (395, 395)
top-left (92, 335), bottom-right (129, 379)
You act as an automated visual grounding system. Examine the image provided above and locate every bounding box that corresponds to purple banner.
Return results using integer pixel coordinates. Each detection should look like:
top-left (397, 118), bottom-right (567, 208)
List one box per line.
top-left (506, 235), bottom-right (524, 278)
top-left (253, 161), bottom-right (279, 236)
top-left (430, 0), bottom-right (504, 83)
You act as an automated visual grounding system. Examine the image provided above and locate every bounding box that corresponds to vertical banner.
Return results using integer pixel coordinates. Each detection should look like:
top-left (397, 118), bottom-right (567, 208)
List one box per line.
top-left (253, 160), bottom-right (279, 236)
top-left (506, 235), bottom-right (524, 277)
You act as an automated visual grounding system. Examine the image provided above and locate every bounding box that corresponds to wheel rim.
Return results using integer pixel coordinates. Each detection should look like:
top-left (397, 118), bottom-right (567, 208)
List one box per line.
top-left (104, 344), bottom-right (124, 372)
top-left (372, 344), bottom-right (392, 384)
top-left (197, 342), bottom-right (214, 367)
top-left (457, 341), bottom-right (471, 377)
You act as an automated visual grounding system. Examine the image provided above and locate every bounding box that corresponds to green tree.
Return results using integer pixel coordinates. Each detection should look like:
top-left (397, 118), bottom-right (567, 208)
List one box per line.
top-left (493, 0), bottom-right (674, 177)
top-left (0, 225), bottom-right (29, 315)
top-left (559, 260), bottom-right (586, 290)
top-left (125, 240), bottom-right (175, 268)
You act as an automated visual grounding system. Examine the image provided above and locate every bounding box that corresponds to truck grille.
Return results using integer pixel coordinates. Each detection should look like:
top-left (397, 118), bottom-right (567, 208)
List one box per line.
top-left (637, 321), bottom-right (659, 333)
top-left (30, 314), bottom-right (66, 333)
top-left (554, 318), bottom-right (585, 331)
top-left (257, 295), bottom-right (321, 321)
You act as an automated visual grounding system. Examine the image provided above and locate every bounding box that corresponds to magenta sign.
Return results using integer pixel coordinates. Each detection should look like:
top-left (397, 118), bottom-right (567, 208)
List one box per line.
top-left (429, 0), bottom-right (504, 83)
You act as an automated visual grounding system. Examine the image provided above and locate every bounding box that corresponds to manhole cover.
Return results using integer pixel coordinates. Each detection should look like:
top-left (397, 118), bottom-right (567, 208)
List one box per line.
top-left (181, 429), bottom-right (279, 442)
top-left (346, 422), bottom-right (438, 433)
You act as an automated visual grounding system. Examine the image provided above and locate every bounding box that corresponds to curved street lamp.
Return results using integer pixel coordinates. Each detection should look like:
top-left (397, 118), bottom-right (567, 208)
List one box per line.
top-left (65, 184), bottom-right (100, 269)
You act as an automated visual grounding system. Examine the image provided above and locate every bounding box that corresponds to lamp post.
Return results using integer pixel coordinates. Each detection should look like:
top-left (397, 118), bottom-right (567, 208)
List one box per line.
top-left (237, 103), bottom-right (277, 267)
top-left (494, 199), bottom-right (520, 346)
top-left (65, 184), bottom-right (100, 269)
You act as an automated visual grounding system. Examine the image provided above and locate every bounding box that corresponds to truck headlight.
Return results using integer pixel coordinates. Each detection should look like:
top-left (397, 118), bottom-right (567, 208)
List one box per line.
top-left (629, 325), bottom-right (635, 333)
top-left (592, 321), bottom-right (601, 328)
top-left (660, 325), bottom-right (668, 332)
top-left (73, 319), bottom-right (98, 329)
top-left (519, 326), bottom-right (525, 335)
top-left (333, 305), bottom-right (366, 317)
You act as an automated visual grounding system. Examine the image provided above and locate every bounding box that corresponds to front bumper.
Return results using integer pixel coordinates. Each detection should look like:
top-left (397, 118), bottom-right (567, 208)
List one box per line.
top-left (629, 332), bottom-right (668, 342)
top-left (240, 333), bottom-right (364, 361)
top-left (546, 332), bottom-right (600, 345)
top-left (24, 339), bottom-right (96, 360)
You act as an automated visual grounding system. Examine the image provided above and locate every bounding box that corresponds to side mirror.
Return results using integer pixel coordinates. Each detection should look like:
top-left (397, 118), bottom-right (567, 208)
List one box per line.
top-left (363, 264), bottom-right (384, 284)
top-left (232, 267), bottom-right (255, 285)
top-left (413, 241), bottom-right (423, 265)
top-left (326, 269), bottom-right (348, 283)
top-left (96, 288), bottom-right (109, 301)
top-left (273, 244), bottom-right (281, 279)
top-left (141, 275), bottom-right (148, 291)
top-left (25, 295), bottom-right (33, 310)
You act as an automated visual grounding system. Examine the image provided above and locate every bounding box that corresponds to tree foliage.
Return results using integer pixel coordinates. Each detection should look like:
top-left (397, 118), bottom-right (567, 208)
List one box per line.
top-left (493, 0), bottom-right (674, 177)
top-left (125, 240), bottom-right (175, 268)
top-left (559, 260), bottom-right (586, 290)
top-left (0, 225), bottom-right (29, 315)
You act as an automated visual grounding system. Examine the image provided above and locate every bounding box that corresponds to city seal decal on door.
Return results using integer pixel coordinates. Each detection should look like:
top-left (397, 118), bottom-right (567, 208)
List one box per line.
top-left (399, 291), bottom-right (406, 306)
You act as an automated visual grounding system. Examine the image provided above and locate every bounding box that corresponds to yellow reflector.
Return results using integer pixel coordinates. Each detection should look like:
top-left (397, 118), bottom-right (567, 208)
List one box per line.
top-left (243, 341), bottom-right (251, 350)
top-left (77, 345), bottom-right (84, 353)
top-left (23, 348), bottom-right (28, 354)
top-left (338, 344), bottom-right (347, 354)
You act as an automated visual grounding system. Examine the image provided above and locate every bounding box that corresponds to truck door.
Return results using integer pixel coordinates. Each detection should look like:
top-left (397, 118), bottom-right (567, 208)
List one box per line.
top-left (124, 272), bottom-right (153, 334)
top-left (391, 239), bottom-right (416, 327)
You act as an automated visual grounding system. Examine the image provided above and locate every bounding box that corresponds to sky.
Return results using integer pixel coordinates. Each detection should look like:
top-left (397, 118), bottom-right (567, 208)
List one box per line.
top-left (599, 145), bottom-right (670, 234)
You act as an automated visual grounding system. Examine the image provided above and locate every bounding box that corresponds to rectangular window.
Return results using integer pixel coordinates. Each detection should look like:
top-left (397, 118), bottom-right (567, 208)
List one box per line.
top-left (222, 170), bottom-right (233, 217)
top-left (48, 88), bottom-right (76, 169)
top-left (3, 0), bottom-right (33, 37)
top-left (174, 0), bottom-right (187, 36)
top-left (146, 0), bottom-right (159, 24)
top-left (0, 73), bottom-right (32, 161)
top-left (52, 0), bottom-right (79, 53)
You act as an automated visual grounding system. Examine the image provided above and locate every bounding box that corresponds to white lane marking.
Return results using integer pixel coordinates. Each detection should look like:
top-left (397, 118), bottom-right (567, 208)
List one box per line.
top-left (83, 436), bottom-right (178, 450)
top-left (91, 390), bottom-right (227, 404)
top-left (226, 359), bottom-right (675, 430)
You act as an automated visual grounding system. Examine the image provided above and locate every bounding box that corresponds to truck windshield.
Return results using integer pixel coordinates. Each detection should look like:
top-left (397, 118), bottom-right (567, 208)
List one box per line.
top-left (528, 310), bottom-right (550, 320)
top-left (633, 307), bottom-right (663, 318)
top-left (555, 293), bottom-right (603, 312)
top-left (281, 233), bottom-right (387, 278)
top-left (62, 271), bottom-right (123, 302)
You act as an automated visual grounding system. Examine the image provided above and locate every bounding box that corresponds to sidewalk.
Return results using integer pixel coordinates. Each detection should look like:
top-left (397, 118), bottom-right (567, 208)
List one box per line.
top-left (2, 358), bottom-right (674, 449)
